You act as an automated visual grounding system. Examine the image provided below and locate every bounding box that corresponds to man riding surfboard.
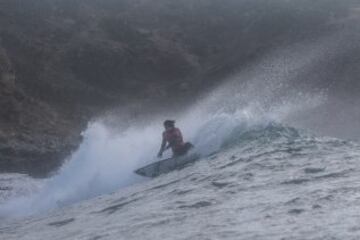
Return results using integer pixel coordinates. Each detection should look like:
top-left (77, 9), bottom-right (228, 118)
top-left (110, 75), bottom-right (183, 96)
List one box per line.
top-left (158, 120), bottom-right (193, 158)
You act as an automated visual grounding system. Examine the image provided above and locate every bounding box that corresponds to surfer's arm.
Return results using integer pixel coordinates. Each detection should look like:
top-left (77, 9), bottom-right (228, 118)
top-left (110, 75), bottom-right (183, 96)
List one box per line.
top-left (158, 137), bottom-right (167, 157)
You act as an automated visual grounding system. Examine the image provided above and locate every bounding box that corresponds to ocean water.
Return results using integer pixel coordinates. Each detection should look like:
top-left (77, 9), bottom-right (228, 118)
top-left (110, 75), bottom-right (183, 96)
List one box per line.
top-left (1, 121), bottom-right (360, 240)
top-left (1, 8), bottom-right (360, 238)
top-left (1, 82), bottom-right (360, 239)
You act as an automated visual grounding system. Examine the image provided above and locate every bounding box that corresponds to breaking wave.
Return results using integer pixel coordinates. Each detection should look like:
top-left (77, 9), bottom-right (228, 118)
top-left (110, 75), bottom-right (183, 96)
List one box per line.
top-left (0, 30), bottom-right (347, 219)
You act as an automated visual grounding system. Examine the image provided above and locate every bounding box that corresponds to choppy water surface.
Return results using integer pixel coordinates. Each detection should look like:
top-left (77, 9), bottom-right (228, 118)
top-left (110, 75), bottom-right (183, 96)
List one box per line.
top-left (1, 124), bottom-right (360, 240)
top-left (1, 2), bottom-right (360, 236)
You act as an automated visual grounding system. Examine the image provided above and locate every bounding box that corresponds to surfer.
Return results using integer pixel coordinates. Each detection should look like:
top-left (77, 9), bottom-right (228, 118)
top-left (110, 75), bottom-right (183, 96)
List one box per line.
top-left (157, 120), bottom-right (193, 158)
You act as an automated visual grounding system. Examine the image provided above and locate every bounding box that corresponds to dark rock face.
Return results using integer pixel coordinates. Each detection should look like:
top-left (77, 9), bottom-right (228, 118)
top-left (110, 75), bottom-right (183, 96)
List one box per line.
top-left (0, 0), bottom-right (358, 176)
top-left (0, 45), bottom-right (82, 177)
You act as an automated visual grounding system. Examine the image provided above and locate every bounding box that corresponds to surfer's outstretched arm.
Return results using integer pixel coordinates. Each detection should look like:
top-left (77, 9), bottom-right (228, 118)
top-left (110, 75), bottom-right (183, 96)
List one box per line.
top-left (158, 137), bottom-right (167, 158)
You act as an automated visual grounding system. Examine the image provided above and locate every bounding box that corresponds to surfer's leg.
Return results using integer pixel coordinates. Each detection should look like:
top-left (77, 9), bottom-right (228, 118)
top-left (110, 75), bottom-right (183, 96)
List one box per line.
top-left (173, 142), bottom-right (193, 157)
top-left (184, 142), bottom-right (194, 152)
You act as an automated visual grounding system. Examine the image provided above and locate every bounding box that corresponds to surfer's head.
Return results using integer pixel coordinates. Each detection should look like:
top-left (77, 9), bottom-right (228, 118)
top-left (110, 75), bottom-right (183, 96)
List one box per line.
top-left (164, 120), bottom-right (175, 129)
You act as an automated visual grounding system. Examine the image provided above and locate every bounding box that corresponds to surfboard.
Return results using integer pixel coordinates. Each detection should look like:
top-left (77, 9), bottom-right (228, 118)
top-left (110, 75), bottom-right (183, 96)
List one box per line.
top-left (135, 153), bottom-right (200, 178)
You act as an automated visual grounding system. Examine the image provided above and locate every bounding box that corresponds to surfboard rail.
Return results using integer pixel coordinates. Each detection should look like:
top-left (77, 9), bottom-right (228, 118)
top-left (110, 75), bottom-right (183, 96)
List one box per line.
top-left (135, 153), bottom-right (200, 177)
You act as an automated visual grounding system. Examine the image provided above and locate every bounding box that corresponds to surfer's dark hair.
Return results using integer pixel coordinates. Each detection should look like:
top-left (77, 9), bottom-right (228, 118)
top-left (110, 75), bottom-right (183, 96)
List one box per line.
top-left (164, 120), bottom-right (175, 127)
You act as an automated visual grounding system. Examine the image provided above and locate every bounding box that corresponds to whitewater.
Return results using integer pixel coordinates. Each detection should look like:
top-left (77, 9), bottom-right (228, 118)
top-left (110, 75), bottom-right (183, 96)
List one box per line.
top-left (1, 38), bottom-right (360, 240)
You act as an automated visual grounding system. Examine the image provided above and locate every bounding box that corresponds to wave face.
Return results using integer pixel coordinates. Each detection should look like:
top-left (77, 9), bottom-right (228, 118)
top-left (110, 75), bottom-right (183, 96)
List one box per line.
top-left (1, 121), bottom-right (360, 239)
